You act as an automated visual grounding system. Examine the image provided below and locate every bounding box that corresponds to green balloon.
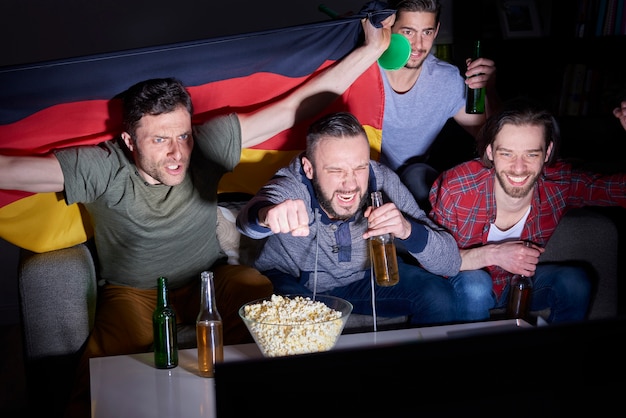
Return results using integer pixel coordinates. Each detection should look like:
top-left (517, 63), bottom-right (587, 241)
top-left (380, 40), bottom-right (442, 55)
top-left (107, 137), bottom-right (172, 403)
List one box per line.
top-left (378, 34), bottom-right (411, 71)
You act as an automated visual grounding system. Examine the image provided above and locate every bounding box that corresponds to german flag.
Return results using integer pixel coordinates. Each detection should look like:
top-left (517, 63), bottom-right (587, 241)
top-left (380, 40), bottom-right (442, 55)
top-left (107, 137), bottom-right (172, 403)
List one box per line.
top-left (0, 11), bottom-right (388, 252)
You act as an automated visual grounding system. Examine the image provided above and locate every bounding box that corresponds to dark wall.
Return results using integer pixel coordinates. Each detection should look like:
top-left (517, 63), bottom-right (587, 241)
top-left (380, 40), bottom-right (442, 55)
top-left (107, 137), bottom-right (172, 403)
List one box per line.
top-left (0, 0), bottom-right (368, 67)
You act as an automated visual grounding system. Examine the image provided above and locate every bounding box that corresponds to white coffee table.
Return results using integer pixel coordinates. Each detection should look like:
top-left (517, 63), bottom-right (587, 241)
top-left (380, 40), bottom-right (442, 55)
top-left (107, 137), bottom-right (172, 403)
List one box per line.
top-left (90, 319), bottom-right (531, 417)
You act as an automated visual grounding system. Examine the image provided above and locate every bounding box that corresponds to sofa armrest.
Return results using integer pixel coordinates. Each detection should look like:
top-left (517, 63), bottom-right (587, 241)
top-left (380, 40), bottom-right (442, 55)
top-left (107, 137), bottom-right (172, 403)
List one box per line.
top-left (217, 200), bottom-right (266, 266)
top-left (18, 242), bottom-right (98, 414)
top-left (18, 242), bottom-right (98, 360)
top-left (539, 207), bottom-right (619, 320)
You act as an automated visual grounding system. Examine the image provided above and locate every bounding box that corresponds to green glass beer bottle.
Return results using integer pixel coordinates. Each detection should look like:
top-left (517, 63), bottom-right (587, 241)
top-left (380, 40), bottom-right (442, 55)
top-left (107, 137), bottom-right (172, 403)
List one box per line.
top-left (465, 40), bottom-right (486, 114)
top-left (153, 276), bottom-right (178, 369)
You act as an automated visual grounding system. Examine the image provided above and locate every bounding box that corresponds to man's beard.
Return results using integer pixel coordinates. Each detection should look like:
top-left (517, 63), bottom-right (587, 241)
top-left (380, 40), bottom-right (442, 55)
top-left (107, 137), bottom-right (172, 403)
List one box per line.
top-left (495, 170), bottom-right (538, 199)
top-left (404, 50), bottom-right (427, 70)
top-left (311, 177), bottom-right (367, 221)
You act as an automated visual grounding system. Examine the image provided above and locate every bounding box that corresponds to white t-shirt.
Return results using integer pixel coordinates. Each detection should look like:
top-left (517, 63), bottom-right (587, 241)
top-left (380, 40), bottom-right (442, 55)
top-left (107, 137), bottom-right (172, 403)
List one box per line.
top-left (487, 206), bottom-right (531, 243)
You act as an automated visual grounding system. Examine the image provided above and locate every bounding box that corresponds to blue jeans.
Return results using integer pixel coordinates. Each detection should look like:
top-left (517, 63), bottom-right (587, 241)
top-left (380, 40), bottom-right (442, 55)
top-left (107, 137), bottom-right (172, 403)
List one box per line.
top-left (449, 263), bottom-right (592, 323)
top-left (447, 270), bottom-right (494, 321)
top-left (263, 259), bottom-right (456, 326)
top-left (399, 162), bottom-right (439, 211)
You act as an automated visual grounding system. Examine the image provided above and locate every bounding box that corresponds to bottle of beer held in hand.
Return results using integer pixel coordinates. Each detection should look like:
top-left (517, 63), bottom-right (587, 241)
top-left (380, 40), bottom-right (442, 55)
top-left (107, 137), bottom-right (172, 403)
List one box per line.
top-left (196, 271), bottom-right (224, 377)
top-left (369, 191), bottom-right (400, 287)
top-left (153, 276), bottom-right (178, 369)
top-left (465, 39), bottom-right (486, 114)
top-left (506, 274), bottom-right (533, 319)
top-left (506, 243), bottom-right (534, 320)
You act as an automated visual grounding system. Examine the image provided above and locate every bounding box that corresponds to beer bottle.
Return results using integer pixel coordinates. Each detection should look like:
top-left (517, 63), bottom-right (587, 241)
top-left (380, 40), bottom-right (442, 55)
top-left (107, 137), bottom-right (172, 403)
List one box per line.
top-left (196, 271), bottom-right (223, 377)
top-left (465, 40), bottom-right (486, 114)
top-left (368, 191), bottom-right (400, 287)
top-left (506, 243), bottom-right (534, 320)
top-left (506, 274), bottom-right (533, 320)
top-left (153, 276), bottom-right (178, 369)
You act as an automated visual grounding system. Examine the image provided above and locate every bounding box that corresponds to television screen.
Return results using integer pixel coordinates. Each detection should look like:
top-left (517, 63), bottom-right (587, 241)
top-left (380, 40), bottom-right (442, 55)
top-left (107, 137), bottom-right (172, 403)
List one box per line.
top-left (215, 317), bottom-right (626, 417)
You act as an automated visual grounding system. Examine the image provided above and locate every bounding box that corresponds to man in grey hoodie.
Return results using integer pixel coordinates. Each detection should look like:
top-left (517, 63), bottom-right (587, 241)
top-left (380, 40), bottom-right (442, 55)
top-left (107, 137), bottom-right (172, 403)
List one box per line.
top-left (237, 112), bottom-right (463, 325)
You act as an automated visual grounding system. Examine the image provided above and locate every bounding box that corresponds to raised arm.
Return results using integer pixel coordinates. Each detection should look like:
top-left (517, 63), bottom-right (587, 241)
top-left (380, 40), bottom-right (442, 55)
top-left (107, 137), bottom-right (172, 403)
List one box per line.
top-left (0, 153), bottom-right (64, 193)
top-left (239, 15), bottom-right (394, 148)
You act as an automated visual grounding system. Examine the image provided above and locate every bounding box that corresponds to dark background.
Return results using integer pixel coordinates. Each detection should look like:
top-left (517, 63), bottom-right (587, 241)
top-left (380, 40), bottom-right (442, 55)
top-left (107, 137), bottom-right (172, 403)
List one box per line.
top-left (0, 0), bottom-right (368, 68)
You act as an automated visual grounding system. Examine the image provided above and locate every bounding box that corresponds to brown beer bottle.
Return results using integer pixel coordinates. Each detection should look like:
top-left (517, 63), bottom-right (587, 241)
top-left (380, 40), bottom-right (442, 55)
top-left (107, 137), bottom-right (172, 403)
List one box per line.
top-left (506, 242), bottom-right (534, 320)
top-left (196, 271), bottom-right (223, 377)
top-left (368, 191), bottom-right (400, 287)
top-left (506, 274), bottom-right (533, 320)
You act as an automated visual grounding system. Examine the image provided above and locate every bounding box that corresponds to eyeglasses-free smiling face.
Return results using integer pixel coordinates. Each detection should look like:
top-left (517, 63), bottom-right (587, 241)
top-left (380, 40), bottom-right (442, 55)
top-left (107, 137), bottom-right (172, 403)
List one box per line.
top-left (487, 123), bottom-right (553, 199)
top-left (122, 106), bottom-right (194, 186)
top-left (302, 134), bottom-right (371, 221)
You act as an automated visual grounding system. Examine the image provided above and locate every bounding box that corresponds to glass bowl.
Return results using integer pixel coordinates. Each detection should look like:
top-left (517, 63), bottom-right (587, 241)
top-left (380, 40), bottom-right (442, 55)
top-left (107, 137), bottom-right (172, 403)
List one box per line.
top-left (239, 294), bottom-right (353, 357)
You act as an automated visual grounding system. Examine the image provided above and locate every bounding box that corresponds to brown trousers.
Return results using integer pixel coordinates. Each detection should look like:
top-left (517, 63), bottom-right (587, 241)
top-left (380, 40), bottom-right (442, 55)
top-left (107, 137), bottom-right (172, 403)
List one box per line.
top-left (65, 264), bottom-right (273, 418)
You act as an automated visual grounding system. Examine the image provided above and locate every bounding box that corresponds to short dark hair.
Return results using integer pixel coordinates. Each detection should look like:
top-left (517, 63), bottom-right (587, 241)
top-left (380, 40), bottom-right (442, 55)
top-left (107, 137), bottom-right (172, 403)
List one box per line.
top-left (476, 98), bottom-right (561, 168)
top-left (388, 0), bottom-right (441, 24)
top-left (122, 78), bottom-right (194, 137)
top-left (305, 112), bottom-right (367, 164)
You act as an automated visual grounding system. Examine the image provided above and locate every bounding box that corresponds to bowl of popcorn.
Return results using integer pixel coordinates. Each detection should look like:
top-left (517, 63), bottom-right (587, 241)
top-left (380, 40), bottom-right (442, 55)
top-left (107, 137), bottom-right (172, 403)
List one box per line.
top-left (239, 294), bottom-right (353, 357)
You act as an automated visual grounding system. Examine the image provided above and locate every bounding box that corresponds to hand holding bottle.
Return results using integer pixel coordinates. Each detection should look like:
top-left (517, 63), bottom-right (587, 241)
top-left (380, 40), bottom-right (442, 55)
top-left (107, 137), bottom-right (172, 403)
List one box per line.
top-left (493, 240), bottom-right (544, 277)
top-left (367, 191), bottom-right (400, 287)
top-left (464, 57), bottom-right (497, 90)
top-left (363, 196), bottom-right (411, 241)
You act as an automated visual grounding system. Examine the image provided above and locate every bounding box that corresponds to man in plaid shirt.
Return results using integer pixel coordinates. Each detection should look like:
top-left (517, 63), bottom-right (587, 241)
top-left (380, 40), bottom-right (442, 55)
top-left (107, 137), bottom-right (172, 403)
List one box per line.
top-left (429, 99), bottom-right (626, 323)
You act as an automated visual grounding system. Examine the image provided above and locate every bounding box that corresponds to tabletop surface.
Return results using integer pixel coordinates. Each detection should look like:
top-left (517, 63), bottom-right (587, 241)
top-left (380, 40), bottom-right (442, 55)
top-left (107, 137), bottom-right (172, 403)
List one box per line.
top-left (90, 319), bottom-right (532, 417)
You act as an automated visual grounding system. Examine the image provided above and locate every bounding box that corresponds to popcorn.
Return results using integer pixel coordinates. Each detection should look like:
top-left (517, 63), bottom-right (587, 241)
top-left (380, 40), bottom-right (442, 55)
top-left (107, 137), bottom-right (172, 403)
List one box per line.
top-left (241, 294), bottom-right (346, 357)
